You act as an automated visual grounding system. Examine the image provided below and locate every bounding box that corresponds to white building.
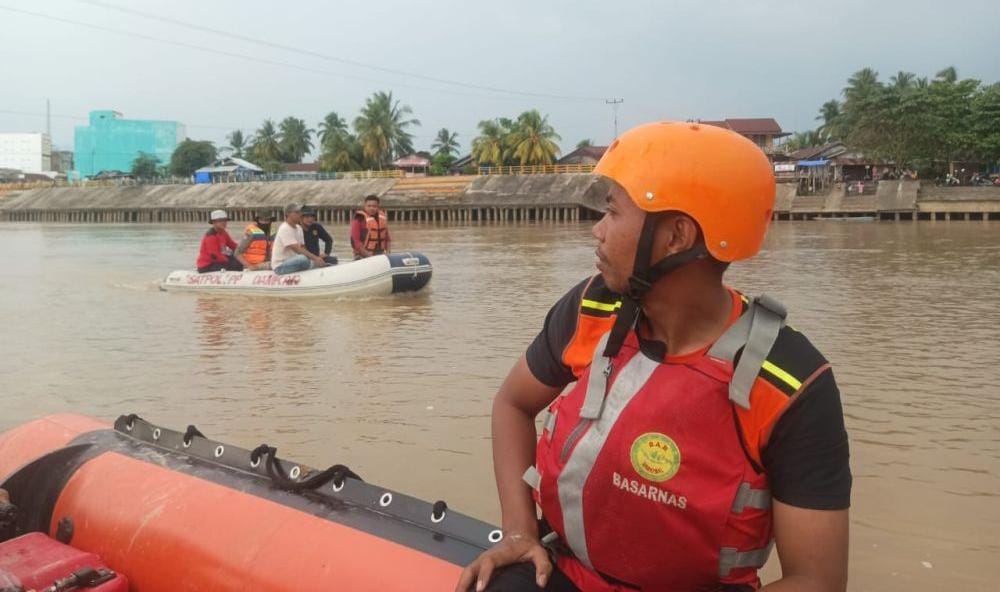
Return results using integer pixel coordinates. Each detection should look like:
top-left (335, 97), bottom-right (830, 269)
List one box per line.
top-left (0, 133), bottom-right (52, 173)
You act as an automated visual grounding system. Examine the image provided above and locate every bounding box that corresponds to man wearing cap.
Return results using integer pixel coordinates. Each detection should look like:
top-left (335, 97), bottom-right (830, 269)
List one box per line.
top-left (271, 203), bottom-right (329, 275)
top-left (301, 207), bottom-right (338, 265)
top-left (235, 211), bottom-right (277, 271)
top-left (196, 210), bottom-right (243, 273)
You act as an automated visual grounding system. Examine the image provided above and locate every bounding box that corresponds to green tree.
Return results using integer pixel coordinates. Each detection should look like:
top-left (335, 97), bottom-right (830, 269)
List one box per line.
top-left (784, 130), bottom-right (825, 152)
top-left (428, 152), bottom-right (454, 176)
top-left (972, 83), bottom-right (1000, 166)
top-left (278, 117), bottom-right (314, 163)
top-left (131, 152), bottom-right (160, 178)
top-left (318, 111), bottom-right (349, 147)
top-left (576, 138), bottom-right (593, 149)
top-left (251, 120), bottom-right (282, 164)
top-left (507, 110), bottom-right (562, 166)
top-left (319, 132), bottom-right (363, 172)
top-left (471, 119), bottom-right (508, 168)
top-left (226, 130), bottom-right (248, 158)
top-left (815, 100), bottom-right (842, 141)
top-left (169, 139), bottom-right (216, 177)
top-left (353, 91), bottom-right (420, 168)
top-left (431, 128), bottom-right (460, 157)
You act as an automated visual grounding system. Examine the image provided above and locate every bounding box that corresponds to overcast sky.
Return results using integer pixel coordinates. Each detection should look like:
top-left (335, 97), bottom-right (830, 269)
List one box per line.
top-left (2, 0), bottom-right (998, 156)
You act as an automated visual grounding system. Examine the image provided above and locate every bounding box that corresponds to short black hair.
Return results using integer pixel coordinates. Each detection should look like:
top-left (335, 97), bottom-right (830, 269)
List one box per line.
top-left (364, 194), bottom-right (380, 204)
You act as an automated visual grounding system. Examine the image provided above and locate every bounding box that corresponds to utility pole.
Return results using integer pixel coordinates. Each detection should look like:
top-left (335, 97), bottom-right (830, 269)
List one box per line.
top-left (46, 99), bottom-right (51, 139)
top-left (606, 98), bottom-right (624, 139)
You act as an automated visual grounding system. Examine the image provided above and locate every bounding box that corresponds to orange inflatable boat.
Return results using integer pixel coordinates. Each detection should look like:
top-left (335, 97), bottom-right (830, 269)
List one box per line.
top-left (0, 414), bottom-right (499, 591)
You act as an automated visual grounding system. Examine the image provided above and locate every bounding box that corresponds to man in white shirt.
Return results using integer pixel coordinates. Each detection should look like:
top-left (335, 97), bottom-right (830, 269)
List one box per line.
top-left (271, 203), bottom-right (329, 275)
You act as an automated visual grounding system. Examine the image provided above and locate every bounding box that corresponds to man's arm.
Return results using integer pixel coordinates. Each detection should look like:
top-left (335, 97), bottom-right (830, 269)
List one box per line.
top-left (317, 225), bottom-right (334, 255)
top-left (456, 357), bottom-right (562, 591)
top-left (288, 242), bottom-right (327, 266)
top-left (350, 218), bottom-right (369, 257)
top-left (762, 503), bottom-right (848, 592)
top-left (234, 234), bottom-right (258, 269)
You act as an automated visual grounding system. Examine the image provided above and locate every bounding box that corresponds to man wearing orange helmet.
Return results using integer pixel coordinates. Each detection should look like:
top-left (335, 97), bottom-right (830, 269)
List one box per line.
top-left (458, 122), bottom-right (850, 592)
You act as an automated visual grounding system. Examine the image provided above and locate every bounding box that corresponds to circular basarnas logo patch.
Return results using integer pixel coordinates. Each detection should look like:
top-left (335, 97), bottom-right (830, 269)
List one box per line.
top-left (630, 432), bottom-right (681, 483)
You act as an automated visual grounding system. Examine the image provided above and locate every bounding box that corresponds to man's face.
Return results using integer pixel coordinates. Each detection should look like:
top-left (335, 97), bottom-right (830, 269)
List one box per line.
top-left (591, 183), bottom-right (644, 294)
top-left (303, 215), bottom-right (316, 226)
top-left (287, 211), bottom-right (302, 225)
top-left (364, 200), bottom-right (379, 216)
top-left (213, 219), bottom-right (228, 230)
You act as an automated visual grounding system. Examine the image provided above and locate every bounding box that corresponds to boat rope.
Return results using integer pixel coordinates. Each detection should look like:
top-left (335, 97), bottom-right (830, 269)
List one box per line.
top-left (252, 444), bottom-right (362, 492)
top-left (182, 425), bottom-right (205, 446)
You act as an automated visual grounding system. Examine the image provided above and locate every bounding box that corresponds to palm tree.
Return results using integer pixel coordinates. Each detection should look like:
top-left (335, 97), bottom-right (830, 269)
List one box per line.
top-left (431, 128), bottom-right (460, 157)
top-left (576, 139), bottom-right (593, 149)
top-left (319, 132), bottom-right (361, 172)
top-left (815, 100), bottom-right (841, 141)
top-left (471, 119), bottom-right (508, 168)
top-left (784, 130), bottom-right (824, 151)
top-left (251, 120), bottom-right (282, 163)
top-left (935, 66), bottom-right (958, 84)
top-left (353, 91), bottom-right (420, 168)
top-left (890, 71), bottom-right (916, 89)
top-left (227, 130), bottom-right (249, 158)
top-left (318, 111), bottom-right (349, 147)
top-left (843, 67), bottom-right (880, 101)
top-left (278, 117), bottom-right (314, 163)
top-left (507, 110), bottom-right (562, 166)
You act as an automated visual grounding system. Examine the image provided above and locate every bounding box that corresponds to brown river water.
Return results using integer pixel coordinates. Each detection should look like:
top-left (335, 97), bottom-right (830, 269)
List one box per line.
top-left (1, 220), bottom-right (998, 591)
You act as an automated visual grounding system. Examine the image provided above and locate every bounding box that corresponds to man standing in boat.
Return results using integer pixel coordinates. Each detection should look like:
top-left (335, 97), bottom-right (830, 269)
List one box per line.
top-left (351, 194), bottom-right (390, 259)
top-left (235, 211), bottom-right (276, 271)
top-left (271, 204), bottom-right (329, 275)
top-left (458, 122), bottom-right (850, 591)
top-left (301, 207), bottom-right (338, 265)
top-left (196, 210), bottom-right (243, 273)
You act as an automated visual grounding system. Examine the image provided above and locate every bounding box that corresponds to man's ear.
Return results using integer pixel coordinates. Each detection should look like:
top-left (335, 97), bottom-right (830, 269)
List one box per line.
top-left (653, 213), bottom-right (700, 257)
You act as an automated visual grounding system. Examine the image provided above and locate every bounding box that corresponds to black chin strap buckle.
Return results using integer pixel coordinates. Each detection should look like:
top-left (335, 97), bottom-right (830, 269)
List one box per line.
top-left (626, 275), bottom-right (652, 299)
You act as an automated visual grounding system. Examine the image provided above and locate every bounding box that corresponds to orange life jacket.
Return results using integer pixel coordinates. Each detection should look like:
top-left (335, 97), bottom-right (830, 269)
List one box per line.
top-left (356, 210), bottom-right (389, 253)
top-left (242, 223), bottom-right (274, 265)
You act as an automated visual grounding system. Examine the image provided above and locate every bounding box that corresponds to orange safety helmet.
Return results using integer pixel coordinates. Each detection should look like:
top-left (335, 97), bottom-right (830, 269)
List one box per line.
top-left (594, 121), bottom-right (776, 262)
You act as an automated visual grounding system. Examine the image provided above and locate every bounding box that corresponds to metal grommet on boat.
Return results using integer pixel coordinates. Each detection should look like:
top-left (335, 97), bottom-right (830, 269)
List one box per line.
top-left (182, 438), bottom-right (192, 449)
top-left (379, 493), bottom-right (393, 507)
top-left (125, 421), bottom-right (134, 432)
top-left (152, 428), bottom-right (161, 441)
top-left (289, 466), bottom-right (301, 480)
top-left (250, 456), bottom-right (261, 469)
top-left (431, 509), bottom-right (446, 524)
top-left (214, 445), bottom-right (225, 458)
top-left (332, 480), bottom-right (345, 492)
top-left (488, 530), bottom-right (503, 544)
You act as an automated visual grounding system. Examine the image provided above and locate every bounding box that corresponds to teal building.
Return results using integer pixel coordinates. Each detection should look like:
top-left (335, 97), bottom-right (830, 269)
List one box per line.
top-left (74, 110), bottom-right (185, 177)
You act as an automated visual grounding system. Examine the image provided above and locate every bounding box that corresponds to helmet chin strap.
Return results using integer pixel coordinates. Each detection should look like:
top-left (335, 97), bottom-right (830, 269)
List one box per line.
top-left (602, 214), bottom-right (709, 358)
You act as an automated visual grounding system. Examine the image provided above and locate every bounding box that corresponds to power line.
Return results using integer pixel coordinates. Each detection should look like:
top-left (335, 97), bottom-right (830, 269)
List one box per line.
top-left (75, 0), bottom-right (605, 103)
top-left (0, 5), bottom-right (601, 105)
top-left (0, 109), bottom-right (252, 132)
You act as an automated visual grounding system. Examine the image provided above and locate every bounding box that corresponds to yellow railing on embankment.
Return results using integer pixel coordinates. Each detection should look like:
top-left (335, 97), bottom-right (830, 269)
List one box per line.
top-left (478, 164), bottom-right (596, 175)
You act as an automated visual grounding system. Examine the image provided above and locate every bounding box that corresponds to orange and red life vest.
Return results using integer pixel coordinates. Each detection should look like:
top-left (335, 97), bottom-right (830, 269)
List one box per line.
top-left (356, 210), bottom-right (389, 254)
top-left (242, 223), bottom-right (274, 265)
top-left (525, 281), bottom-right (817, 590)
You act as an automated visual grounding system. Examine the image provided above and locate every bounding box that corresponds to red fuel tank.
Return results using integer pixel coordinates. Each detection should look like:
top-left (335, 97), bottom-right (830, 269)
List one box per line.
top-left (0, 533), bottom-right (127, 592)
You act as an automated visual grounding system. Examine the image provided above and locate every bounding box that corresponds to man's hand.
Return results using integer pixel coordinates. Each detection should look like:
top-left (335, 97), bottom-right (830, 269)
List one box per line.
top-left (455, 534), bottom-right (552, 592)
top-left (311, 255), bottom-right (328, 268)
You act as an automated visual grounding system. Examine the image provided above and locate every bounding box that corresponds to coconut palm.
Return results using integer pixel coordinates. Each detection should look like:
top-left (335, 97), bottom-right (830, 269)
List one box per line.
top-left (890, 71), bottom-right (916, 89)
top-left (471, 119), bottom-right (508, 168)
top-left (251, 120), bottom-right (282, 163)
top-left (815, 100), bottom-right (841, 141)
top-left (935, 66), bottom-right (958, 84)
top-left (507, 110), bottom-right (562, 166)
top-left (227, 130), bottom-right (249, 158)
top-left (576, 139), bottom-right (593, 149)
top-left (278, 117), bottom-right (314, 163)
top-left (843, 68), bottom-right (880, 101)
top-left (319, 132), bottom-right (362, 172)
top-left (431, 128), bottom-right (460, 157)
top-left (784, 130), bottom-right (824, 151)
top-left (318, 111), bottom-right (349, 147)
top-left (353, 91), bottom-right (420, 168)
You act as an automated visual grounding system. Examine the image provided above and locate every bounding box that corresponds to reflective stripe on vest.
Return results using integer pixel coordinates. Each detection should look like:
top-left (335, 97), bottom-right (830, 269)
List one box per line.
top-left (558, 333), bottom-right (660, 569)
top-left (522, 465), bottom-right (541, 491)
top-left (731, 482), bottom-right (772, 513)
top-left (719, 542), bottom-right (774, 578)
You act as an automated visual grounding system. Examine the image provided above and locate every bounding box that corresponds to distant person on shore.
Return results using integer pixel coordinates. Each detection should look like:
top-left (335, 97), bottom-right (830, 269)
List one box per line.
top-left (301, 207), bottom-right (338, 265)
top-left (196, 210), bottom-right (243, 273)
top-left (235, 211), bottom-right (276, 271)
top-left (351, 194), bottom-right (390, 259)
top-left (271, 203), bottom-right (329, 275)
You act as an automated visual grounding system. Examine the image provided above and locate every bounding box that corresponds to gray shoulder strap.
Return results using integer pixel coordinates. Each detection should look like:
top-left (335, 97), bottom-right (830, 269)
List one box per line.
top-left (710, 295), bottom-right (787, 409)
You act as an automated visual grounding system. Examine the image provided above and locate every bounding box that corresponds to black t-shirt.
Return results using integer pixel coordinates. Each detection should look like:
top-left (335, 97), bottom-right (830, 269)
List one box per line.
top-left (525, 277), bottom-right (852, 511)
